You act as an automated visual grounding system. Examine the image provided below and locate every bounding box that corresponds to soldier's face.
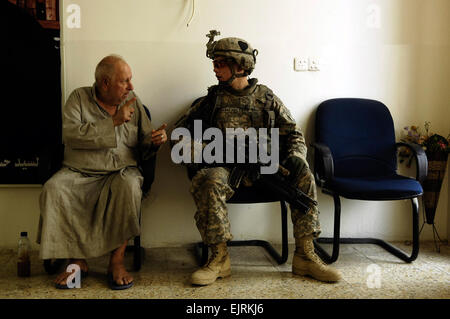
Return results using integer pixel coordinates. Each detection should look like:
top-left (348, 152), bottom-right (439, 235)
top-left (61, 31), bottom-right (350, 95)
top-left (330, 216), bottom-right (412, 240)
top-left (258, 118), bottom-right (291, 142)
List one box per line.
top-left (213, 57), bottom-right (233, 82)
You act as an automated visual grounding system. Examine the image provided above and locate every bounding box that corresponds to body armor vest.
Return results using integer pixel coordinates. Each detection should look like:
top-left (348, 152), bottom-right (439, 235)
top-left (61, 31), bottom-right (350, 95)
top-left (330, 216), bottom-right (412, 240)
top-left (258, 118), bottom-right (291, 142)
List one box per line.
top-left (193, 82), bottom-right (275, 133)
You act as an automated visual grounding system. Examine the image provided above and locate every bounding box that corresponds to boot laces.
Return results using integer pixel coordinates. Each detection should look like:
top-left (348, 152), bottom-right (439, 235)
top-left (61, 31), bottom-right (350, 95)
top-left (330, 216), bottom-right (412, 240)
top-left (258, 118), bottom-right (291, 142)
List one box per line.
top-left (206, 246), bottom-right (220, 267)
top-left (304, 241), bottom-right (327, 269)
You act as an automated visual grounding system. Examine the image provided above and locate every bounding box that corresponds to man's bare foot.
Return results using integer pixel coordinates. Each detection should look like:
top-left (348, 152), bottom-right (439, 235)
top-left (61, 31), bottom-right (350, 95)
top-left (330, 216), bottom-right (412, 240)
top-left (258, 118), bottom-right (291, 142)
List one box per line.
top-left (107, 240), bottom-right (133, 288)
top-left (54, 259), bottom-right (88, 287)
top-left (107, 262), bottom-right (133, 286)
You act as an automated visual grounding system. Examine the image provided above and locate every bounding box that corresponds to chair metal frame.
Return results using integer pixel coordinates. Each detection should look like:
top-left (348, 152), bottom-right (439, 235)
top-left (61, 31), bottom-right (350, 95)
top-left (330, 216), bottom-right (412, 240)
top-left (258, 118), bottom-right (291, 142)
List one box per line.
top-left (312, 189), bottom-right (420, 264)
top-left (195, 198), bottom-right (289, 266)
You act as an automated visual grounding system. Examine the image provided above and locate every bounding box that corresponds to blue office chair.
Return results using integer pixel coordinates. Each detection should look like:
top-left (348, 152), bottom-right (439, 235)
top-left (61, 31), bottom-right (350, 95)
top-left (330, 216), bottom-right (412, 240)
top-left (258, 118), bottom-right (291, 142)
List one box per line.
top-left (311, 98), bottom-right (428, 263)
top-left (43, 104), bottom-right (156, 273)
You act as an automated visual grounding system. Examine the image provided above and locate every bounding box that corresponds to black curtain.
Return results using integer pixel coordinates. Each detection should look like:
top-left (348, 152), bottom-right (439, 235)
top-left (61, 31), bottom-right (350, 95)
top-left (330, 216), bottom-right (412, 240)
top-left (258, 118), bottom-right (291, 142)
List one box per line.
top-left (1, 1), bottom-right (62, 183)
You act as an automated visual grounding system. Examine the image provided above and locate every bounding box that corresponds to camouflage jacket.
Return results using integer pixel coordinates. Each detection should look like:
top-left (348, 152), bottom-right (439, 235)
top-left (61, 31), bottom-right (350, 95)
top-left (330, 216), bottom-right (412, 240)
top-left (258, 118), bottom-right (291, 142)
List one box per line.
top-left (172, 78), bottom-right (307, 164)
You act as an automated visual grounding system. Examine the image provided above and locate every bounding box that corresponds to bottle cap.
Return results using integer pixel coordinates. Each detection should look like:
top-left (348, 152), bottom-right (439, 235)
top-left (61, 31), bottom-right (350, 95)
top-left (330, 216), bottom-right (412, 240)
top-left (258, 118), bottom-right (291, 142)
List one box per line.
top-left (20, 232), bottom-right (28, 237)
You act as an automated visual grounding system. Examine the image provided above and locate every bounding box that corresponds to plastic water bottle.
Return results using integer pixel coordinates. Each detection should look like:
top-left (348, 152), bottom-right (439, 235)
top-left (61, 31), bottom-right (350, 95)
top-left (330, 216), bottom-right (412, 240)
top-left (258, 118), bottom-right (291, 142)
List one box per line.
top-left (17, 232), bottom-right (31, 277)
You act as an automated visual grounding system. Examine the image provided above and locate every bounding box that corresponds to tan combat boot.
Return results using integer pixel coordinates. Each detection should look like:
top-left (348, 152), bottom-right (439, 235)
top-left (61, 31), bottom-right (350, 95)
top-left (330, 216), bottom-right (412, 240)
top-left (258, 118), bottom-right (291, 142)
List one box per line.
top-left (292, 235), bottom-right (342, 282)
top-left (191, 242), bottom-right (231, 286)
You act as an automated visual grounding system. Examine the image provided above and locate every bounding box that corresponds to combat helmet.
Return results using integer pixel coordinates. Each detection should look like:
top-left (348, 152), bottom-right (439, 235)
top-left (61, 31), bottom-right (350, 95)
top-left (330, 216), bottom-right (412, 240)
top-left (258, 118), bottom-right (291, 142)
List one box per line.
top-left (206, 30), bottom-right (258, 83)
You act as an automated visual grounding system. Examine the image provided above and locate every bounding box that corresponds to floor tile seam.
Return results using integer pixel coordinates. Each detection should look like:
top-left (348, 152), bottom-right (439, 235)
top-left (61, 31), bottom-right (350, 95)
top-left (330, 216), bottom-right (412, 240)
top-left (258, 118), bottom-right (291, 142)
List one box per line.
top-left (256, 245), bottom-right (291, 270)
top-left (364, 255), bottom-right (450, 277)
top-left (416, 259), bottom-right (450, 276)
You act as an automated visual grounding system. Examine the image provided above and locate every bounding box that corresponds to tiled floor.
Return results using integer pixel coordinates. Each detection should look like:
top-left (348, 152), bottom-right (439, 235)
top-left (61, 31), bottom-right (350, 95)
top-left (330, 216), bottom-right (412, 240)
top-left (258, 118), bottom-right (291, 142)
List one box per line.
top-left (0, 241), bottom-right (449, 299)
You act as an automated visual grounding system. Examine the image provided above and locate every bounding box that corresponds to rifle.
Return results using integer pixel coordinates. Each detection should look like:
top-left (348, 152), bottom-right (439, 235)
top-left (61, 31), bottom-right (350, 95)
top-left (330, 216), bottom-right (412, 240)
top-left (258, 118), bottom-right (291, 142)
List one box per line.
top-left (228, 162), bottom-right (318, 215)
top-left (218, 136), bottom-right (318, 215)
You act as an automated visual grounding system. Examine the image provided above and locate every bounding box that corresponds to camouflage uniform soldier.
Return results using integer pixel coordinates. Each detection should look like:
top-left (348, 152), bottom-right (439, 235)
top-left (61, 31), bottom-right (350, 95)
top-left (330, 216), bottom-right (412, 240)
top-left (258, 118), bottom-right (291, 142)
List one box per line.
top-left (172, 31), bottom-right (341, 285)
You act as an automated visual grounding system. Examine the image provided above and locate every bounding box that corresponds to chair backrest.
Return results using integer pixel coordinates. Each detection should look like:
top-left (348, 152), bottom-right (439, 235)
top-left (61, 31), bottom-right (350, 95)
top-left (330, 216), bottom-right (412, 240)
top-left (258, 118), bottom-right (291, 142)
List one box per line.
top-left (140, 105), bottom-right (156, 194)
top-left (316, 98), bottom-right (397, 178)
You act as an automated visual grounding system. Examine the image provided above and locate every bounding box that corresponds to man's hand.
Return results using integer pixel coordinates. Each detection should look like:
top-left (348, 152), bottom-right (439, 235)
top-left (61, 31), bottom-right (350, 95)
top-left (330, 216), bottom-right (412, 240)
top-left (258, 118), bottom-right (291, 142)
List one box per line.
top-left (151, 123), bottom-right (168, 146)
top-left (112, 97), bottom-right (136, 126)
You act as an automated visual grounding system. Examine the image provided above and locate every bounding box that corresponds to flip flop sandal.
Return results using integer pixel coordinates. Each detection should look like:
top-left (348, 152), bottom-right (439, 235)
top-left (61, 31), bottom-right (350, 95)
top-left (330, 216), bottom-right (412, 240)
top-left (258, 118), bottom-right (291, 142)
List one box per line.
top-left (107, 273), bottom-right (134, 290)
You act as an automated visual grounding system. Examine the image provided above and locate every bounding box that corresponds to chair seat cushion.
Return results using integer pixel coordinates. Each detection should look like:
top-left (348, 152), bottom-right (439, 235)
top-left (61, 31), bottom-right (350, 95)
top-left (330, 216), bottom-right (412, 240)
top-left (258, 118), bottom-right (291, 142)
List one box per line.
top-left (329, 174), bottom-right (423, 200)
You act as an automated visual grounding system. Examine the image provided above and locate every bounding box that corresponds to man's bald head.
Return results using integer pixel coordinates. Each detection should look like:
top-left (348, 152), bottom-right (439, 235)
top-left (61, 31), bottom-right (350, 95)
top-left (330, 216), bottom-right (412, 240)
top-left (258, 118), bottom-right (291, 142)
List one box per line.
top-left (94, 54), bottom-right (134, 106)
top-left (95, 54), bottom-right (127, 86)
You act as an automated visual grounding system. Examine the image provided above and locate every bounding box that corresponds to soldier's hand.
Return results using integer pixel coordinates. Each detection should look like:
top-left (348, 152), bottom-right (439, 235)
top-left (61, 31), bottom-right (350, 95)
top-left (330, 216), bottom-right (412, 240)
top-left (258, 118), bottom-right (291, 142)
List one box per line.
top-left (112, 97), bottom-right (136, 126)
top-left (283, 156), bottom-right (307, 184)
top-left (151, 123), bottom-right (168, 146)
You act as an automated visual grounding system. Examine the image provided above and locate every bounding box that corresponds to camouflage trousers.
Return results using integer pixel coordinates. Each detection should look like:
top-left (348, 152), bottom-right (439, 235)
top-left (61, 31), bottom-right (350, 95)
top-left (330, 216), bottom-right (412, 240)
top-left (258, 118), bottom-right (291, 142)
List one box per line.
top-left (189, 166), bottom-right (321, 245)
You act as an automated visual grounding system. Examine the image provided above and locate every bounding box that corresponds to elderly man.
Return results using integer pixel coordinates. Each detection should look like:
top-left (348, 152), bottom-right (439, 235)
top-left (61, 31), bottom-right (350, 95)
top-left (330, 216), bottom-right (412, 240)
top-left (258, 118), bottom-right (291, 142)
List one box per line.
top-left (37, 55), bottom-right (167, 290)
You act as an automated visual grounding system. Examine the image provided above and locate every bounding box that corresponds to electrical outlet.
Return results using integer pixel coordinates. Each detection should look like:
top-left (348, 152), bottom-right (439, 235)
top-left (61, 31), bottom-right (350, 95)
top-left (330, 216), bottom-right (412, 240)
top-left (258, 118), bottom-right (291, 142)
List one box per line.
top-left (294, 57), bottom-right (308, 71)
top-left (308, 57), bottom-right (320, 71)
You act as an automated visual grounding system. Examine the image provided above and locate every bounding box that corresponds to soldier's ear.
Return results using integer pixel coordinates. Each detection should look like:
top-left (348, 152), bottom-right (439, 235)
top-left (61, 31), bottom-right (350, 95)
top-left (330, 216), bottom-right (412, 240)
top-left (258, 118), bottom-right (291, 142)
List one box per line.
top-left (234, 64), bottom-right (244, 73)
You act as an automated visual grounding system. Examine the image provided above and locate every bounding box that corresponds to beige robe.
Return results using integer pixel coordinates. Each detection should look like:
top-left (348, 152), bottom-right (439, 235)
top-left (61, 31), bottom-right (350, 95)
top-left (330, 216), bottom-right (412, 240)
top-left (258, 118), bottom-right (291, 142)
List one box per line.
top-left (37, 85), bottom-right (156, 259)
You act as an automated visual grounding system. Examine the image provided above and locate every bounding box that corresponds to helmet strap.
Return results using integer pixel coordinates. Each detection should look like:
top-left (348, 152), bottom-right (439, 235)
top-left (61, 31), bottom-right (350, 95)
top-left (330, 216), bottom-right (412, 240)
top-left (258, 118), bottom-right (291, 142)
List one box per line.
top-left (222, 60), bottom-right (247, 86)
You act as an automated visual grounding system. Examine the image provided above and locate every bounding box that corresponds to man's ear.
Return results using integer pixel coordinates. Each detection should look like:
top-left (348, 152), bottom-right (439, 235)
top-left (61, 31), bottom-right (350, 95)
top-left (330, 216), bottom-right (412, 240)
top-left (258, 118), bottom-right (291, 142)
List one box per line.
top-left (102, 77), bottom-right (110, 90)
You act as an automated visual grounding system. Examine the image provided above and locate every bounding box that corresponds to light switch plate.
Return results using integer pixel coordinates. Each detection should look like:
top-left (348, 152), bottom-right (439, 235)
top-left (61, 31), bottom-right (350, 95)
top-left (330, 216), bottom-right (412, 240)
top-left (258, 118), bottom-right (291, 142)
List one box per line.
top-left (308, 57), bottom-right (320, 71)
top-left (294, 57), bottom-right (308, 71)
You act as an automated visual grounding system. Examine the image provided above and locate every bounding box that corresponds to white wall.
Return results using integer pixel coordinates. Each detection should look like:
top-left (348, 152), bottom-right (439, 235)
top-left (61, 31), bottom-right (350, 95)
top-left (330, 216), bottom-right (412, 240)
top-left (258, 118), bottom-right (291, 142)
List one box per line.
top-left (1, 0), bottom-right (449, 249)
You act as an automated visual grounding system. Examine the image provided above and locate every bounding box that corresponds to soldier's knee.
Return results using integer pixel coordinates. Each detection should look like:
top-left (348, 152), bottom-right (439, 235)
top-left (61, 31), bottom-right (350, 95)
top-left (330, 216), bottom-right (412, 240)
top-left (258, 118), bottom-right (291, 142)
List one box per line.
top-left (190, 167), bottom-right (229, 194)
top-left (190, 177), bottom-right (226, 198)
